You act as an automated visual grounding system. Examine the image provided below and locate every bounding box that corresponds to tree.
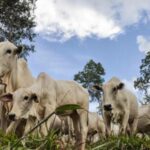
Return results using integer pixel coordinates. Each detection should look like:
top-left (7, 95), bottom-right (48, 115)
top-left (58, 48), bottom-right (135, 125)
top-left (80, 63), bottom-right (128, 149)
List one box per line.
top-left (134, 51), bottom-right (150, 104)
top-left (0, 0), bottom-right (36, 57)
top-left (74, 59), bottom-right (105, 111)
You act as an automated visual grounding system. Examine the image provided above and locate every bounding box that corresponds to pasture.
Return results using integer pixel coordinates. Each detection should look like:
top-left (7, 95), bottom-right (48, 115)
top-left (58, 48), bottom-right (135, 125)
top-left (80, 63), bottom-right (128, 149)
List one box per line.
top-left (0, 127), bottom-right (149, 149)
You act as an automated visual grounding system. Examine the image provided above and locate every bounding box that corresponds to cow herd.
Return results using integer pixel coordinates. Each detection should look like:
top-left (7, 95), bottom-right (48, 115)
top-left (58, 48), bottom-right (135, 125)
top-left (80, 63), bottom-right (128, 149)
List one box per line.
top-left (0, 41), bottom-right (149, 150)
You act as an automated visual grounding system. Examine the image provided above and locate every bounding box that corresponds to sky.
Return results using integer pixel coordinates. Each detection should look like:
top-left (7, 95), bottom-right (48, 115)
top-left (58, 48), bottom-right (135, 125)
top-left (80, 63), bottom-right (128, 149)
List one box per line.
top-left (27, 0), bottom-right (150, 112)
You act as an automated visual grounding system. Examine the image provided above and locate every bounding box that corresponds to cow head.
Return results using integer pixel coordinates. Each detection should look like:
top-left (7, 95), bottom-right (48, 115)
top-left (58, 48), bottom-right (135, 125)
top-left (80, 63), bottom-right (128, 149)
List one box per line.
top-left (0, 88), bottom-right (39, 121)
top-left (93, 79), bottom-right (124, 112)
top-left (103, 82), bottom-right (124, 111)
top-left (0, 41), bottom-right (23, 77)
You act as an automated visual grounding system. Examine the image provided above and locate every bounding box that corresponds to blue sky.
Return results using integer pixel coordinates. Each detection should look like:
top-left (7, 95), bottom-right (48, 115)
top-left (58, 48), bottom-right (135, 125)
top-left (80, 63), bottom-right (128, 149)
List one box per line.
top-left (27, 0), bottom-right (150, 112)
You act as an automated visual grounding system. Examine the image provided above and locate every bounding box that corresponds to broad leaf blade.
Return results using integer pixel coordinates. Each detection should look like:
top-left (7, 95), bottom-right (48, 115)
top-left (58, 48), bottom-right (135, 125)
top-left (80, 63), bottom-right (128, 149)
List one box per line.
top-left (55, 104), bottom-right (82, 115)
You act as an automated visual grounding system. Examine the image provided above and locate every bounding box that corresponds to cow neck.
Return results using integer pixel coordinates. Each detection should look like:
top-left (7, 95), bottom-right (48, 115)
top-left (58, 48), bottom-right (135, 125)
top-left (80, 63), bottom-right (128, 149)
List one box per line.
top-left (15, 59), bottom-right (35, 89)
top-left (2, 59), bottom-right (18, 92)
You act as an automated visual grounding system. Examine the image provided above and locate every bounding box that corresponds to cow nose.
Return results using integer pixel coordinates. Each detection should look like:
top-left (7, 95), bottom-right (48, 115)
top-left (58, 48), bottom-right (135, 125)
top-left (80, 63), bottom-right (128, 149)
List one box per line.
top-left (104, 104), bottom-right (112, 111)
top-left (8, 114), bottom-right (16, 121)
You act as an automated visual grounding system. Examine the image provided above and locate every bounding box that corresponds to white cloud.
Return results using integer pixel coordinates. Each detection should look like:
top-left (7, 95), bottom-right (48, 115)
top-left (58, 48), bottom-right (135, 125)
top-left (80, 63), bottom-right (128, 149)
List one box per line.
top-left (137, 35), bottom-right (150, 53)
top-left (115, 0), bottom-right (150, 26)
top-left (35, 0), bottom-right (150, 42)
top-left (35, 0), bottom-right (122, 41)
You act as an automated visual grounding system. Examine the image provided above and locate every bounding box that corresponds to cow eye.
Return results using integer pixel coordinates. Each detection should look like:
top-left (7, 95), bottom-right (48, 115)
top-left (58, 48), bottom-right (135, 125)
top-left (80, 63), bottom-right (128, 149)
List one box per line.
top-left (6, 49), bottom-right (12, 54)
top-left (24, 96), bottom-right (29, 100)
top-left (112, 87), bottom-right (117, 93)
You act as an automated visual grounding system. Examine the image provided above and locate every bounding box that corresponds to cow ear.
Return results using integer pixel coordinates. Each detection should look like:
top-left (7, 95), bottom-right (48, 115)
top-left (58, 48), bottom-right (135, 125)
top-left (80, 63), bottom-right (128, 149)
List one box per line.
top-left (30, 93), bottom-right (39, 103)
top-left (14, 46), bottom-right (23, 55)
top-left (117, 82), bottom-right (124, 90)
top-left (0, 83), bottom-right (7, 92)
top-left (0, 93), bottom-right (13, 102)
top-left (93, 85), bottom-right (103, 91)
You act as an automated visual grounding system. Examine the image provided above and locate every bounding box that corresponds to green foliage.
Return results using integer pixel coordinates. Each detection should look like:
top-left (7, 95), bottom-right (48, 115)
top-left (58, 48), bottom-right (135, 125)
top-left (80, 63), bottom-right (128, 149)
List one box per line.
top-left (134, 51), bottom-right (150, 104)
top-left (0, 131), bottom-right (149, 150)
top-left (0, 130), bottom-right (62, 150)
top-left (74, 59), bottom-right (105, 104)
top-left (89, 135), bottom-right (150, 150)
top-left (0, 0), bottom-right (36, 57)
top-left (55, 104), bottom-right (82, 116)
top-left (23, 131), bottom-right (61, 150)
top-left (0, 130), bottom-right (23, 149)
top-left (74, 59), bottom-right (105, 88)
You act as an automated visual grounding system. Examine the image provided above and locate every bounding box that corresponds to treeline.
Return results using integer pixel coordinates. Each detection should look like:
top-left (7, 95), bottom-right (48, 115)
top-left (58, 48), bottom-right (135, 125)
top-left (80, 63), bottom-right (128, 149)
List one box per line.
top-left (0, 0), bottom-right (36, 57)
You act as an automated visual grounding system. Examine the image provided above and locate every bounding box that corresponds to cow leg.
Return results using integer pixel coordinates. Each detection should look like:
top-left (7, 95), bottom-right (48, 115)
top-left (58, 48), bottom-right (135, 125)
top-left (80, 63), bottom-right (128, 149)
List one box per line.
top-left (24, 116), bottom-right (37, 135)
top-left (98, 126), bottom-right (105, 139)
top-left (130, 117), bottom-right (138, 135)
top-left (15, 119), bottom-right (27, 137)
top-left (0, 102), bottom-right (8, 132)
top-left (120, 111), bottom-right (129, 134)
top-left (78, 110), bottom-right (88, 150)
top-left (103, 113), bottom-right (111, 136)
top-left (71, 112), bottom-right (81, 150)
top-left (6, 121), bottom-right (20, 134)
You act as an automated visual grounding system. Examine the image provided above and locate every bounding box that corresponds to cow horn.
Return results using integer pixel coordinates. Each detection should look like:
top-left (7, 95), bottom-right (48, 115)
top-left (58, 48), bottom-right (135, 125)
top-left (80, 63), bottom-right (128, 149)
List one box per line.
top-left (93, 84), bottom-right (103, 91)
top-left (14, 45), bottom-right (23, 55)
top-left (31, 93), bottom-right (39, 103)
top-left (117, 82), bottom-right (124, 90)
top-left (0, 93), bottom-right (13, 102)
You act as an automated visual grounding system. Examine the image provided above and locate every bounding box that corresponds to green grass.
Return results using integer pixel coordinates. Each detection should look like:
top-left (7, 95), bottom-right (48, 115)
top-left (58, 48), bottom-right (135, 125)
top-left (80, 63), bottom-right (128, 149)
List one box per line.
top-left (0, 130), bottom-right (149, 150)
top-left (0, 130), bottom-right (61, 150)
top-left (88, 135), bottom-right (150, 150)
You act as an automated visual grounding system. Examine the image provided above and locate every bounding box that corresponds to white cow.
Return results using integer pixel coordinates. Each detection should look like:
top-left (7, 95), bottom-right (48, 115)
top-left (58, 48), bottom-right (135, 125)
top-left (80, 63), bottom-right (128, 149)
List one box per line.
top-left (93, 77), bottom-right (138, 135)
top-left (137, 104), bottom-right (150, 135)
top-left (0, 41), bottom-right (35, 133)
top-left (60, 112), bottom-right (106, 144)
top-left (88, 112), bottom-right (105, 143)
top-left (1, 73), bottom-right (89, 150)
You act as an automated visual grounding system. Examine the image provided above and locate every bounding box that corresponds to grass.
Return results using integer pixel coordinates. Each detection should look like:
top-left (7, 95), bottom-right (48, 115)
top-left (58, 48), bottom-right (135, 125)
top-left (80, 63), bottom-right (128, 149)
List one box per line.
top-left (88, 135), bottom-right (150, 150)
top-left (0, 130), bottom-right (149, 150)
top-left (0, 105), bottom-right (149, 149)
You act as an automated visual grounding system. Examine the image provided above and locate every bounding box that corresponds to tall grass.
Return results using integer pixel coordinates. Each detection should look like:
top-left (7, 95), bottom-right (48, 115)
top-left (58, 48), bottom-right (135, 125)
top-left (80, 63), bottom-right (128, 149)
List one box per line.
top-left (0, 130), bottom-right (150, 150)
top-left (89, 135), bottom-right (150, 150)
top-left (0, 104), bottom-right (149, 150)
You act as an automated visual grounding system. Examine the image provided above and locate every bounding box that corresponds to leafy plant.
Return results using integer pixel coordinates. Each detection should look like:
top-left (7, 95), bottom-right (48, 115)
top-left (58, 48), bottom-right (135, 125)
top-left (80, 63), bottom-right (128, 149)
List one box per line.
top-left (74, 59), bottom-right (105, 113)
top-left (89, 135), bottom-right (150, 150)
top-left (0, 0), bottom-right (37, 57)
top-left (134, 51), bottom-right (150, 104)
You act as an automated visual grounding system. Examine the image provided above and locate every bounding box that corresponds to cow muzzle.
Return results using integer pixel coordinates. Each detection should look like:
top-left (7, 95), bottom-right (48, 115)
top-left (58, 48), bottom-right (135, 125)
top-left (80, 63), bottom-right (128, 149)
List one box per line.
top-left (104, 104), bottom-right (112, 111)
top-left (8, 113), bottom-right (16, 121)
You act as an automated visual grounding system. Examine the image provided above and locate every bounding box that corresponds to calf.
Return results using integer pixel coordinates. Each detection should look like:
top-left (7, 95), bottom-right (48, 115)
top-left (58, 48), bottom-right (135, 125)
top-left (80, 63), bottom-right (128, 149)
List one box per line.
top-left (88, 112), bottom-right (105, 143)
top-left (93, 77), bottom-right (138, 135)
top-left (1, 73), bottom-right (89, 150)
top-left (137, 104), bottom-right (150, 135)
top-left (0, 41), bottom-right (35, 133)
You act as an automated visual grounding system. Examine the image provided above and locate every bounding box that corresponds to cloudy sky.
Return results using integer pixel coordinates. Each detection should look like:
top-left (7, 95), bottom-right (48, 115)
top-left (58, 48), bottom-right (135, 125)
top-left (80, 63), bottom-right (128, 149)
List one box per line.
top-left (28, 0), bottom-right (150, 112)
